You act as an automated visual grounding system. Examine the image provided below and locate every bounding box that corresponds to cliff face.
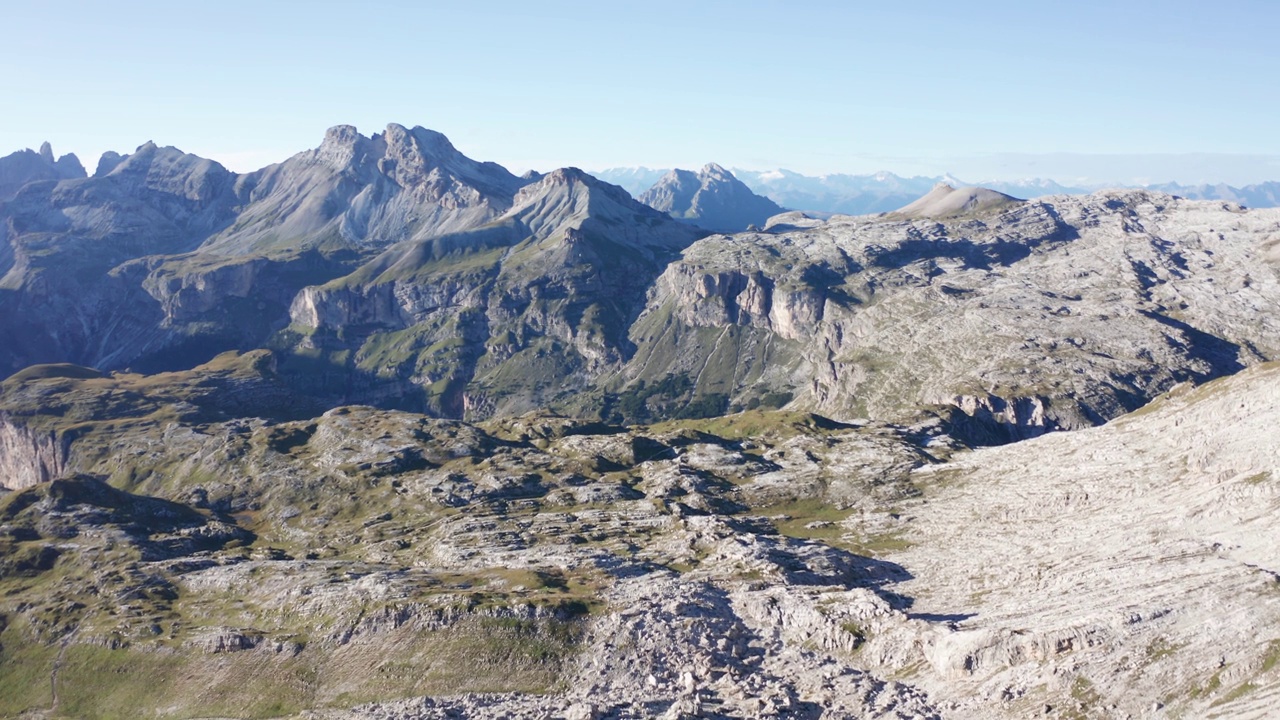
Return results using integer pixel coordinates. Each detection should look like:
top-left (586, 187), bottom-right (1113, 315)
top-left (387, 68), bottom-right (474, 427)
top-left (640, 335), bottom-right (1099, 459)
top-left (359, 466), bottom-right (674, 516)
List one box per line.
top-left (618, 191), bottom-right (1280, 434)
top-left (0, 415), bottom-right (68, 490)
top-left (2, 127), bottom-right (1279, 439)
top-left (0, 142), bottom-right (85, 201)
top-left (199, 123), bottom-right (527, 255)
top-left (655, 265), bottom-right (828, 341)
top-left (283, 168), bottom-right (704, 418)
top-left (0, 142), bottom-right (244, 374)
top-left (279, 186), bottom-right (1280, 432)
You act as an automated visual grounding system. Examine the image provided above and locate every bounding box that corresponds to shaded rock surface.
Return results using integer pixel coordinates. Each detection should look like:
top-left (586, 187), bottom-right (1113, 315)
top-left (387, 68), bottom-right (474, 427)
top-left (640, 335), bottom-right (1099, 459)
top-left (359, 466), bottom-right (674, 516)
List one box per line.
top-left (3, 128), bottom-right (1278, 447)
top-left (639, 163), bottom-right (785, 233)
top-left (0, 142), bottom-right (85, 201)
top-left (284, 167), bottom-right (704, 417)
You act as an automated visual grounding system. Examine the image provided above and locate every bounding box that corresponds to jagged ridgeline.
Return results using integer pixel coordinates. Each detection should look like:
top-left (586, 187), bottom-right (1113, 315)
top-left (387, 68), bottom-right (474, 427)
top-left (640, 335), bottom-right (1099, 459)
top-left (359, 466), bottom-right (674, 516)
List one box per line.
top-left (3, 125), bottom-right (1279, 437)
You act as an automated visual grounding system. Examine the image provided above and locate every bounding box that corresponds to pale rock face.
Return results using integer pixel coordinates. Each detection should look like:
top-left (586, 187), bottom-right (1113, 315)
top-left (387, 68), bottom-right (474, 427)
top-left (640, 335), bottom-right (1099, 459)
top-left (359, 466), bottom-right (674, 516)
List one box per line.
top-left (656, 265), bottom-right (824, 341)
top-left (639, 163), bottom-right (785, 232)
top-left (284, 166), bottom-right (703, 415)
top-left (201, 123), bottom-right (528, 254)
top-left (891, 183), bottom-right (1021, 218)
top-left (626, 190), bottom-right (1280, 435)
top-left (0, 416), bottom-right (68, 490)
top-left (857, 361), bottom-right (1280, 718)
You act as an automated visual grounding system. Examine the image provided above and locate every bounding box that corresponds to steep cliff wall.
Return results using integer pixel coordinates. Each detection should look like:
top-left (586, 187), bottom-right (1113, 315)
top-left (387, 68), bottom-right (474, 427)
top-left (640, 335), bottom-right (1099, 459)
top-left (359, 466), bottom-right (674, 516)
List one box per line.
top-left (0, 415), bottom-right (69, 490)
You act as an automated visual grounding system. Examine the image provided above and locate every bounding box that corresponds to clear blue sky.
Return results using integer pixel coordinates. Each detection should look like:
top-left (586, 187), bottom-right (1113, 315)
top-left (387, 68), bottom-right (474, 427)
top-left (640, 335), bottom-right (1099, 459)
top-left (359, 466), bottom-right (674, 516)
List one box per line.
top-left (3, 0), bottom-right (1278, 183)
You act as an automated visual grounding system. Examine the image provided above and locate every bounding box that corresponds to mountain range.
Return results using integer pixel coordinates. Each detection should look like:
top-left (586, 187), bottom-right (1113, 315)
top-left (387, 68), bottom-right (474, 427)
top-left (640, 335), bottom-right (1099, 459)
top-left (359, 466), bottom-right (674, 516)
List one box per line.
top-left (1, 125), bottom-right (1279, 719)
top-left (597, 166), bottom-right (1280, 215)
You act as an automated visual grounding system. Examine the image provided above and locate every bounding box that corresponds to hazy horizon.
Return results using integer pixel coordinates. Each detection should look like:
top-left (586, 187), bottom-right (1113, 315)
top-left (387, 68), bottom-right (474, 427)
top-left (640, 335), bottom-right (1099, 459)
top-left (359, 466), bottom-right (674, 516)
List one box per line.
top-left (4, 1), bottom-right (1278, 185)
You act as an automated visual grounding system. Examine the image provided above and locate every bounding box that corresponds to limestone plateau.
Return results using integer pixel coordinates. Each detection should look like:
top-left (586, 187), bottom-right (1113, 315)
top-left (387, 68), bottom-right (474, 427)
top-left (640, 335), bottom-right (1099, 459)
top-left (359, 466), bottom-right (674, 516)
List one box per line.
top-left (0, 125), bottom-right (1278, 719)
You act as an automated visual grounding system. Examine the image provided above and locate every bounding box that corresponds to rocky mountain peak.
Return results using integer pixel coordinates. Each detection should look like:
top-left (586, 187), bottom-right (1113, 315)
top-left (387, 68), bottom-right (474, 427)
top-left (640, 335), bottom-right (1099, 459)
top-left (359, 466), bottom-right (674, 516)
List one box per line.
top-left (506, 167), bottom-right (674, 241)
top-left (189, 124), bottom-right (533, 254)
top-left (537, 166), bottom-right (589, 185)
top-left (0, 141), bottom-right (88, 200)
top-left (309, 123), bottom-right (523, 198)
top-left (383, 122), bottom-right (454, 157)
top-left (94, 151), bottom-right (125, 177)
top-left (54, 153), bottom-right (84, 178)
top-left (316, 124), bottom-right (372, 172)
top-left (700, 162), bottom-right (733, 180)
top-left (639, 163), bottom-right (785, 232)
top-left (514, 167), bottom-right (639, 208)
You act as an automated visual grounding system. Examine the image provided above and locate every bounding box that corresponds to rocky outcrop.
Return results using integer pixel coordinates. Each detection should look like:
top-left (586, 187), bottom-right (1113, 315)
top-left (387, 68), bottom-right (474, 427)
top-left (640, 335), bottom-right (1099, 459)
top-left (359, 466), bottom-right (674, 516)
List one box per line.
top-left (639, 163), bottom-right (785, 232)
top-left (141, 255), bottom-right (266, 321)
top-left (942, 394), bottom-right (1053, 443)
top-left (621, 190), bottom-right (1280, 436)
top-left (284, 167), bottom-right (703, 416)
top-left (200, 123), bottom-right (528, 255)
top-left (872, 360), bottom-right (1280, 717)
top-left (0, 414), bottom-right (68, 489)
top-left (0, 142), bottom-right (85, 201)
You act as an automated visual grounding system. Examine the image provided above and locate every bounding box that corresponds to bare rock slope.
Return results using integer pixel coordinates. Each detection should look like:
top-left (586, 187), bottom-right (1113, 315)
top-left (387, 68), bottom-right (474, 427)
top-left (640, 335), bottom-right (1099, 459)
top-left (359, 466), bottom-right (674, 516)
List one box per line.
top-left (890, 183), bottom-right (1021, 218)
top-left (638, 163), bottom-right (785, 232)
top-left (870, 360), bottom-right (1280, 718)
top-left (0, 342), bottom-right (1274, 718)
top-left (622, 190), bottom-right (1280, 438)
top-left (0, 141), bottom-right (85, 201)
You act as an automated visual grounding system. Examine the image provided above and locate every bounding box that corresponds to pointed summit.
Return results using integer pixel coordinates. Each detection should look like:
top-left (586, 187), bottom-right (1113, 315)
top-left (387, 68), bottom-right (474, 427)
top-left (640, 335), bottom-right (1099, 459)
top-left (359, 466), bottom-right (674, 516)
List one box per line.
top-left (639, 163), bottom-right (785, 232)
top-left (95, 151), bottom-right (125, 177)
top-left (701, 162), bottom-right (733, 180)
top-left (201, 123), bottom-right (526, 254)
top-left (505, 167), bottom-right (699, 249)
top-left (0, 141), bottom-right (88, 200)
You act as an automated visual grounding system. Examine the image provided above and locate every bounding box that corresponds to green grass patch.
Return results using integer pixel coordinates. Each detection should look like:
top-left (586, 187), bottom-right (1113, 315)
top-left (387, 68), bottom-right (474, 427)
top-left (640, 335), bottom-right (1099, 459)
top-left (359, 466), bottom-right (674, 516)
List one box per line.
top-left (1145, 637), bottom-right (1183, 661)
top-left (1212, 681), bottom-right (1258, 707)
top-left (0, 630), bottom-right (57, 715)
